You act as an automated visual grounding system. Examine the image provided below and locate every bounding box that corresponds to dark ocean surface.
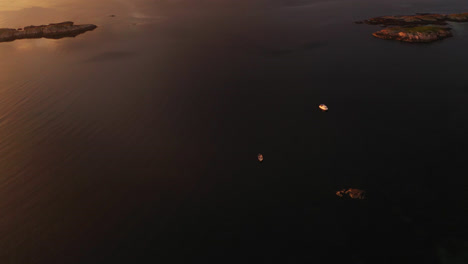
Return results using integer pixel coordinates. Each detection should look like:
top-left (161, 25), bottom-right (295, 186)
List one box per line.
top-left (0, 0), bottom-right (467, 263)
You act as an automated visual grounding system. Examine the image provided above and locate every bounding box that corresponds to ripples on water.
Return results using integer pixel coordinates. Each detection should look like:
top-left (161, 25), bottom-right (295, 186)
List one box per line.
top-left (0, 0), bottom-right (467, 263)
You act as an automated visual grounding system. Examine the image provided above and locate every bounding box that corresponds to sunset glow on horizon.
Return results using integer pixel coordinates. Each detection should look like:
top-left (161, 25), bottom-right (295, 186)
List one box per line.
top-left (0, 0), bottom-right (59, 11)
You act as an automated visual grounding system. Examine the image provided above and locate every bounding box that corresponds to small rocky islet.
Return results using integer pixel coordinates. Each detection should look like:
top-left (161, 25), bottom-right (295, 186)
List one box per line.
top-left (336, 188), bottom-right (366, 200)
top-left (356, 12), bottom-right (468, 43)
top-left (0, 22), bottom-right (97, 43)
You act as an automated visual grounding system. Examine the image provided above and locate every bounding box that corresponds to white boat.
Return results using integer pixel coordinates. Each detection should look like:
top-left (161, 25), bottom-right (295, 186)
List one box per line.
top-left (319, 104), bottom-right (328, 111)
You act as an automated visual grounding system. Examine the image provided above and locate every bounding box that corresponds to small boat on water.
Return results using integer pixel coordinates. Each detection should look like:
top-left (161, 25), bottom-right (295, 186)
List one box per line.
top-left (257, 153), bottom-right (264, 162)
top-left (319, 104), bottom-right (328, 112)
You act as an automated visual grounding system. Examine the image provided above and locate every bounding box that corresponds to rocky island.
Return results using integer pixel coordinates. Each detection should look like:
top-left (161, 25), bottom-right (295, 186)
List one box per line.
top-left (336, 188), bottom-right (366, 199)
top-left (356, 13), bottom-right (468, 43)
top-left (0, 22), bottom-right (97, 43)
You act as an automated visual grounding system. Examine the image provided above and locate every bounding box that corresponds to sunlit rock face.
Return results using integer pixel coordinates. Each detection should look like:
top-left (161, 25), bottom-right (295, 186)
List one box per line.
top-left (357, 13), bottom-right (468, 26)
top-left (372, 26), bottom-right (452, 43)
top-left (357, 14), bottom-right (449, 26)
top-left (0, 22), bottom-right (97, 42)
top-left (446, 13), bottom-right (468, 22)
top-left (336, 188), bottom-right (366, 199)
top-left (356, 12), bottom-right (468, 43)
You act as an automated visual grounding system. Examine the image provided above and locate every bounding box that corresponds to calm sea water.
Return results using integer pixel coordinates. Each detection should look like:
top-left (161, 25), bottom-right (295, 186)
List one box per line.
top-left (0, 0), bottom-right (467, 263)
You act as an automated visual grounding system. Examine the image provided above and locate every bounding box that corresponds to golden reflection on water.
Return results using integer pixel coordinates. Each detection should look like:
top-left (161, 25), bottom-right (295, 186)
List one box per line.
top-left (0, 0), bottom-right (59, 11)
top-left (12, 38), bottom-right (60, 51)
top-left (0, 0), bottom-right (142, 51)
top-left (0, 0), bottom-right (158, 28)
top-left (0, 0), bottom-right (129, 11)
top-left (0, 0), bottom-right (162, 186)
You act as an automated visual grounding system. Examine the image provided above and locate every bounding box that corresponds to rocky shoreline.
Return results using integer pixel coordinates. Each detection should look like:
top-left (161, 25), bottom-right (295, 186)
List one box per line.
top-left (373, 26), bottom-right (453, 43)
top-left (0, 22), bottom-right (97, 43)
top-left (356, 13), bottom-right (468, 43)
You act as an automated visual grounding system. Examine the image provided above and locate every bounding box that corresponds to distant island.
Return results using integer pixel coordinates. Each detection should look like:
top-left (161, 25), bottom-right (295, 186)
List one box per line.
top-left (356, 13), bottom-right (468, 43)
top-left (0, 22), bottom-right (97, 43)
top-left (336, 188), bottom-right (366, 199)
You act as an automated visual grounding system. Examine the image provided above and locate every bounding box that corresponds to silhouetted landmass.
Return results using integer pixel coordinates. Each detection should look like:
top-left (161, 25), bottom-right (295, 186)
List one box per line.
top-left (0, 22), bottom-right (97, 43)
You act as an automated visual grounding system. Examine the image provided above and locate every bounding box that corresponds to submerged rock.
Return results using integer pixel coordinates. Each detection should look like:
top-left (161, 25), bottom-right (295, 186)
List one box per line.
top-left (0, 22), bottom-right (97, 43)
top-left (373, 26), bottom-right (452, 43)
top-left (356, 12), bottom-right (468, 43)
top-left (336, 188), bottom-right (366, 199)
